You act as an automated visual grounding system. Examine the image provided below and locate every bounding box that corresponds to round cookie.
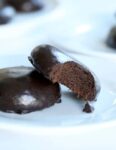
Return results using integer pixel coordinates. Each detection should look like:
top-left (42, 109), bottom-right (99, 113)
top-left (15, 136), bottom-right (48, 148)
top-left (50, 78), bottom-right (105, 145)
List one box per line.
top-left (0, 67), bottom-right (61, 114)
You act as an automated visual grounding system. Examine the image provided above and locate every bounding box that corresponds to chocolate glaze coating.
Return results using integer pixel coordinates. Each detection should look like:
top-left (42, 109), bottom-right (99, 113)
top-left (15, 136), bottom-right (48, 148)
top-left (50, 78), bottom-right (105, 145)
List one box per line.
top-left (106, 26), bottom-right (116, 49)
top-left (28, 45), bottom-right (60, 79)
top-left (0, 67), bottom-right (61, 114)
top-left (83, 102), bottom-right (94, 113)
top-left (29, 44), bottom-right (100, 101)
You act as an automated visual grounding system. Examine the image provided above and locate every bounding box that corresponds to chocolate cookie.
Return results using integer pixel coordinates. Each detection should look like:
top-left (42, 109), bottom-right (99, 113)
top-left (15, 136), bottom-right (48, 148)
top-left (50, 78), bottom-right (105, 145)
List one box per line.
top-left (29, 44), bottom-right (100, 101)
top-left (6, 0), bottom-right (43, 12)
top-left (0, 67), bottom-right (61, 114)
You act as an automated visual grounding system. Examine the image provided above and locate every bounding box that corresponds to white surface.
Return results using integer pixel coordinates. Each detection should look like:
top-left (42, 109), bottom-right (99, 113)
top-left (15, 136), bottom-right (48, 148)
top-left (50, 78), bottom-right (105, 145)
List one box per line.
top-left (1, 0), bottom-right (116, 58)
top-left (0, 54), bottom-right (116, 149)
top-left (48, 0), bottom-right (116, 59)
top-left (0, 125), bottom-right (116, 150)
top-left (0, 0), bottom-right (58, 39)
top-left (0, 0), bottom-right (66, 55)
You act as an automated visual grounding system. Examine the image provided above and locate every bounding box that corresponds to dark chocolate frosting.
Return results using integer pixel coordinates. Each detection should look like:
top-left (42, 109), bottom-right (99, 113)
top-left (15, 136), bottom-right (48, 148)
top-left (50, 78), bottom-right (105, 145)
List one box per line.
top-left (29, 44), bottom-right (100, 101)
top-left (0, 67), bottom-right (61, 114)
top-left (29, 45), bottom-right (60, 79)
top-left (83, 102), bottom-right (94, 113)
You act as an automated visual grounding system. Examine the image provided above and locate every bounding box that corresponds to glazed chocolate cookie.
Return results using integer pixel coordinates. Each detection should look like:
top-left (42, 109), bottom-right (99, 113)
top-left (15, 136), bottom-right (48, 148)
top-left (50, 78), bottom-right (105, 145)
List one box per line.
top-left (29, 44), bottom-right (100, 101)
top-left (0, 67), bottom-right (61, 114)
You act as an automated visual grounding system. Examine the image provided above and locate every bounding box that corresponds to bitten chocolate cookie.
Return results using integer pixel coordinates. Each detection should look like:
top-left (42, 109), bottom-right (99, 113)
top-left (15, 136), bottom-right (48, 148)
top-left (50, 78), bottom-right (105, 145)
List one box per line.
top-left (29, 44), bottom-right (100, 101)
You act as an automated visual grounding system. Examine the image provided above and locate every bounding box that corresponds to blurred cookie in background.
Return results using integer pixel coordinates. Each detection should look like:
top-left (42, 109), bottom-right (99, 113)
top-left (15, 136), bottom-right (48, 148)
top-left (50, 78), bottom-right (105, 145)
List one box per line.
top-left (106, 26), bottom-right (116, 49)
top-left (0, 0), bottom-right (15, 25)
top-left (6, 0), bottom-right (43, 12)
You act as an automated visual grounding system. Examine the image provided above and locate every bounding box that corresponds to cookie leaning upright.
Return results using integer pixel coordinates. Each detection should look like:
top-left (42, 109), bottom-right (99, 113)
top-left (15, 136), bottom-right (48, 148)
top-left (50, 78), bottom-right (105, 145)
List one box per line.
top-left (29, 44), bottom-right (101, 101)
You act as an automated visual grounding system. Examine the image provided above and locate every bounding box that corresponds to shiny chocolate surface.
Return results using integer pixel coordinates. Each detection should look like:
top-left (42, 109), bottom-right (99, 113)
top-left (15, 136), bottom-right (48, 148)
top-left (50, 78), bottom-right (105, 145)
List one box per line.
top-left (29, 45), bottom-right (60, 79)
top-left (29, 44), bottom-right (100, 101)
top-left (0, 67), bottom-right (61, 114)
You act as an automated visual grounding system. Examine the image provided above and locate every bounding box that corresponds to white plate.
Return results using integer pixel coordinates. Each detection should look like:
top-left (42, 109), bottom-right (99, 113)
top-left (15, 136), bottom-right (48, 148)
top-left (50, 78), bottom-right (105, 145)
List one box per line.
top-left (0, 0), bottom-right (58, 39)
top-left (0, 54), bottom-right (116, 149)
top-left (0, 54), bottom-right (115, 126)
top-left (0, 32), bottom-right (49, 55)
top-left (48, 0), bottom-right (116, 59)
top-left (0, 0), bottom-right (66, 54)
